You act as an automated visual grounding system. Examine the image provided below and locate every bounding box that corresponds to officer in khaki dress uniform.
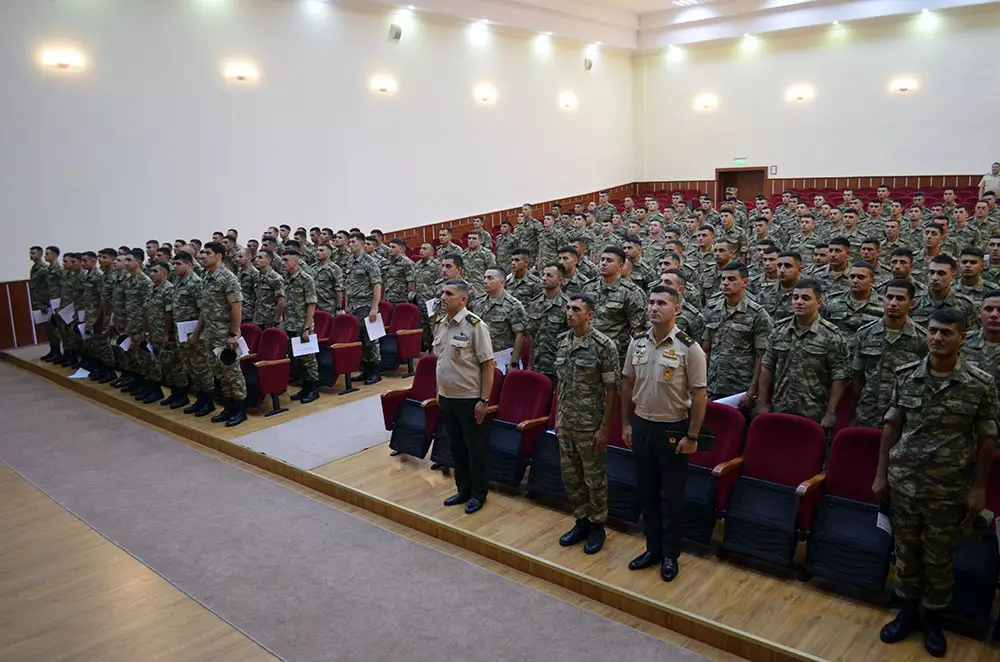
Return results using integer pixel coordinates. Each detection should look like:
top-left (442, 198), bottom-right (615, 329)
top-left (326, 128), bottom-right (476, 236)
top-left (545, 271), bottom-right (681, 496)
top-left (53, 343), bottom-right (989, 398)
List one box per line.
top-left (622, 285), bottom-right (708, 583)
top-left (435, 280), bottom-right (495, 515)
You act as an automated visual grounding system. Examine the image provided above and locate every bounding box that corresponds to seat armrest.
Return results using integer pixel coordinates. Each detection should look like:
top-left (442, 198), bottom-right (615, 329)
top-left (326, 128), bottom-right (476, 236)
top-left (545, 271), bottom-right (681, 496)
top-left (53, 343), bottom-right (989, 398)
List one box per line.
top-left (254, 358), bottom-right (291, 368)
top-left (331, 341), bottom-right (363, 350)
top-left (396, 329), bottom-right (422, 336)
top-left (382, 387), bottom-right (413, 400)
top-left (516, 416), bottom-right (550, 432)
top-left (711, 456), bottom-right (743, 478)
top-left (485, 405), bottom-right (499, 415)
top-left (420, 398), bottom-right (438, 409)
top-left (240, 353), bottom-right (257, 362)
top-left (318, 337), bottom-right (329, 344)
top-left (796, 473), bottom-right (826, 497)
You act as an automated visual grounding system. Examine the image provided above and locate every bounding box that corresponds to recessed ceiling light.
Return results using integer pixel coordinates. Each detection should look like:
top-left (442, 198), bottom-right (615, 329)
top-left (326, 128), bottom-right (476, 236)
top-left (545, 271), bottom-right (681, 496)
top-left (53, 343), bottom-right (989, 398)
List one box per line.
top-left (407, 4), bottom-right (415, 9)
top-left (921, 8), bottom-right (929, 12)
top-left (832, 20), bottom-right (839, 25)
top-left (596, 41), bottom-right (602, 45)
top-left (744, 33), bottom-right (750, 37)
top-left (545, 31), bottom-right (552, 36)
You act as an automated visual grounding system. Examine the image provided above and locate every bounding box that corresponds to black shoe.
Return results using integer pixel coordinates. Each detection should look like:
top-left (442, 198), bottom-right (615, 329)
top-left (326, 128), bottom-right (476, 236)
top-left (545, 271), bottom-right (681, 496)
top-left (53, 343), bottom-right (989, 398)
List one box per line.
top-left (40, 349), bottom-right (54, 362)
top-left (169, 393), bottom-right (190, 410)
top-left (389, 450), bottom-right (401, 456)
top-left (880, 600), bottom-right (921, 644)
top-left (465, 497), bottom-right (485, 514)
top-left (193, 393), bottom-right (217, 417)
top-left (44, 351), bottom-right (63, 364)
top-left (184, 392), bottom-right (206, 415)
top-left (628, 551), bottom-right (662, 570)
top-left (443, 493), bottom-right (470, 507)
top-left (57, 354), bottom-right (75, 367)
top-left (921, 609), bottom-right (947, 658)
top-left (300, 388), bottom-right (320, 404)
top-left (225, 402), bottom-right (247, 427)
top-left (160, 387), bottom-right (181, 406)
top-left (290, 387), bottom-right (306, 401)
top-left (661, 557), bottom-right (679, 582)
top-left (559, 519), bottom-right (591, 547)
top-left (364, 371), bottom-right (382, 386)
top-left (211, 398), bottom-right (234, 423)
top-left (110, 373), bottom-right (127, 388)
top-left (142, 386), bottom-right (164, 404)
top-left (584, 524), bottom-right (606, 555)
top-left (98, 370), bottom-right (117, 384)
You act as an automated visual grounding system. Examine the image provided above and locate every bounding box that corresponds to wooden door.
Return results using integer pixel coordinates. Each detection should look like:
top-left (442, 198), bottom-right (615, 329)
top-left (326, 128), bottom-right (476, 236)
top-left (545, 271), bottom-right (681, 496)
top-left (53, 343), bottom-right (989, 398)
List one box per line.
top-left (717, 168), bottom-right (766, 202)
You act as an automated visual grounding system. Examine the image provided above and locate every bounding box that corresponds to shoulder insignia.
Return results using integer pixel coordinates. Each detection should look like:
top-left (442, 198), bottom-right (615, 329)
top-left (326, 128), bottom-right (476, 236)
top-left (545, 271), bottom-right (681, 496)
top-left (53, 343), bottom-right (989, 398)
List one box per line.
top-left (855, 318), bottom-right (880, 334)
top-left (966, 362), bottom-right (994, 385)
top-left (676, 331), bottom-right (695, 347)
top-left (632, 328), bottom-right (648, 339)
top-left (465, 313), bottom-right (480, 325)
top-left (895, 359), bottom-right (922, 374)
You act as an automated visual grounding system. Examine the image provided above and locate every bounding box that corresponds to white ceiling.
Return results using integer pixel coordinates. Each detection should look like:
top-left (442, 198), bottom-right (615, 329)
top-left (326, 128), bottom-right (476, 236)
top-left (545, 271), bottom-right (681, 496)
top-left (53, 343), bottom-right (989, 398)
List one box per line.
top-left (547, 0), bottom-right (712, 12)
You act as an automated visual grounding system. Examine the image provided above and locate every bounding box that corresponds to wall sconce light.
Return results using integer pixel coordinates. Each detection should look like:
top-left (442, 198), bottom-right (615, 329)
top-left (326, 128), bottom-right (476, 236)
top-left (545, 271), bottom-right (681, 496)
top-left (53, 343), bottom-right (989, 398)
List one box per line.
top-left (785, 85), bottom-right (815, 103)
top-left (692, 94), bottom-right (718, 111)
top-left (583, 58), bottom-right (594, 71)
top-left (474, 83), bottom-right (498, 105)
top-left (558, 91), bottom-right (578, 110)
top-left (889, 76), bottom-right (919, 94)
top-left (389, 24), bottom-right (402, 41)
top-left (224, 62), bottom-right (259, 82)
top-left (369, 74), bottom-right (398, 95)
top-left (40, 49), bottom-right (85, 71)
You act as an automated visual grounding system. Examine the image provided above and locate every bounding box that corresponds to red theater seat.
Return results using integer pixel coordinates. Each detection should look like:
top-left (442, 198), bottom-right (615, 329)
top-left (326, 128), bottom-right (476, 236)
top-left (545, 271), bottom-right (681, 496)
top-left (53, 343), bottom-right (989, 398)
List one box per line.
top-left (684, 403), bottom-right (747, 543)
top-left (386, 302), bottom-right (422, 377)
top-left (249, 328), bottom-right (292, 417)
top-left (317, 314), bottom-right (363, 394)
top-left (383, 355), bottom-right (440, 458)
top-left (485, 370), bottom-right (553, 486)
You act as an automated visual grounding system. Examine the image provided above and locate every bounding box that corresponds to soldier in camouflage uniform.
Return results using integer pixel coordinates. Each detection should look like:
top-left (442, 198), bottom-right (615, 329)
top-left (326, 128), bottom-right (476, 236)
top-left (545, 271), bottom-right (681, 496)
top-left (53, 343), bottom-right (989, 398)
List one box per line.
top-left (758, 279), bottom-right (851, 427)
top-left (963, 291), bottom-right (1000, 386)
top-left (193, 242), bottom-right (248, 427)
top-left (313, 244), bottom-right (344, 313)
top-left (469, 267), bottom-right (526, 366)
top-left (120, 250), bottom-right (154, 396)
top-left (874, 309), bottom-right (998, 657)
top-left (553, 293), bottom-right (620, 554)
top-left (536, 213), bottom-right (566, 269)
top-left (435, 228), bottom-right (463, 261)
top-left (28, 246), bottom-right (58, 360)
top-left (332, 231), bottom-right (352, 275)
top-left (702, 263), bottom-right (773, 405)
top-left (494, 220), bottom-right (518, 270)
top-left (526, 263), bottom-right (568, 384)
top-left (569, 237), bottom-right (600, 281)
top-left (955, 246), bottom-right (999, 307)
top-left (593, 191), bottom-right (616, 226)
top-left (851, 279), bottom-right (927, 428)
top-left (910, 254), bottom-right (977, 331)
top-left (78, 252), bottom-right (104, 374)
top-left (822, 262), bottom-right (884, 345)
top-left (108, 255), bottom-right (132, 386)
top-left (461, 231), bottom-right (495, 296)
top-left (556, 246), bottom-right (589, 296)
top-left (142, 240), bottom-right (159, 277)
top-left (506, 248), bottom-right (543, 310)
top-left (56, 253), bottom-right (87, 367)
top-left (661, 270), bottom-right (705, 343)
top-left (810, 237), bottom-right (851, 297)
top-left (413, 243), bottom-right (441, 351)
top-left (252, 249), bottom-right (286, 329)
top-left (622, 236), bottom-right (658, 295)
top-left (90, 249), bottom-right (120, 381)
top-left (345, 231), bottom-right (384, 384)
top-left (514, 211), bottom-right (543, 264)
top-left (136, 262), bottom-right (174, 404)
top-left (786, 215), bottom-right (823, 269)
top-left (380, 239), bottom-right (415, 305)
top-left (168, 253), bottom-right (207, 413)
top-left (582, 246), bottom-right (646, 370)
top-left (233, 249), bottom-right (259, 323)
top-left (281, 251), bottom-right (320, 403)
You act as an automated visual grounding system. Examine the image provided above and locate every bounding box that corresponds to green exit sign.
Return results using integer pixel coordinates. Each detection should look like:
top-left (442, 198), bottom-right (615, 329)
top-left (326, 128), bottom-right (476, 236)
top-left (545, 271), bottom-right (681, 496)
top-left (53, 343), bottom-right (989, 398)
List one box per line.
top-left (733, 157), bottom-right (747, 165)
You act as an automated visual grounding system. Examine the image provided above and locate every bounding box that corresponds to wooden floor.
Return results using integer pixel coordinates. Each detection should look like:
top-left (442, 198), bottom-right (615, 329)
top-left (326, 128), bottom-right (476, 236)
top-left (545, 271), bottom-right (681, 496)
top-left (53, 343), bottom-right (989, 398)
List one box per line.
top-left (313, 444), bottom-right (1000, 662)
top-left (0, 464), bottom-right (276, 662)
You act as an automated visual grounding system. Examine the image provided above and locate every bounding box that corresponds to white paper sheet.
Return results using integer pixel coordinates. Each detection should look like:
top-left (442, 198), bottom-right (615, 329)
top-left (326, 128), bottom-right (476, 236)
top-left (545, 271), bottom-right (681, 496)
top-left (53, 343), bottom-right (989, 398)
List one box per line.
top-left (365, 313), bottom-right (387, 341)
top-left (77, 323), bottom-right (90, 339)
top-left (712, 391), bottom-right (746, 408)
top-left (425, 299), bottom-right (437, 317)
top-left (58, 304), bottom-right (75, 325)
top-left (494, 348), bottom-right (514, 374)
top-left (146, 343), bottom-right (156, 356)
top-left (48, 298), bottom-right (61, 311)
top-left (213, 337), bottom-right (250, 359)
top-left (67, 368), bottom-right (90, 380)
top-left (32, 309), bottom-right (51, 324)
top-left (119, 336), bottom-right (132, 351)
top-left (77, 309), bottom-right (85, 323)
top-left (291, 333), bottom-right (320, 357)
top-left (176, 320), bottom-right (199, 343)
top-left (876, 512), bottom-right (892, 536)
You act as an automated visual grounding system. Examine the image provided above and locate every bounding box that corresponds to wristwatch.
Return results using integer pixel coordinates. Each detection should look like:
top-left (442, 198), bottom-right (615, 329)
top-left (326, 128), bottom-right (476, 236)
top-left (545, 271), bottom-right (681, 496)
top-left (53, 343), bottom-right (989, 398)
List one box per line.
top-left (228, 332), bottom-right (239, 338)
top-left (478, 398), bottom-right (488, 404)
top-left (686, 432), bottom-right (700, 441)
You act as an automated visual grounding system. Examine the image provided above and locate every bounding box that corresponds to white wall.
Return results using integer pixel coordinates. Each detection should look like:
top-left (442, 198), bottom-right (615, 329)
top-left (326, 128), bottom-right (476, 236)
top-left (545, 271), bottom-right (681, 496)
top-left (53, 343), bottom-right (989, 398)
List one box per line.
top-left (0, 0), bottom-right (633, 282)
top-left (633, 8), bottom-right (1000, 182)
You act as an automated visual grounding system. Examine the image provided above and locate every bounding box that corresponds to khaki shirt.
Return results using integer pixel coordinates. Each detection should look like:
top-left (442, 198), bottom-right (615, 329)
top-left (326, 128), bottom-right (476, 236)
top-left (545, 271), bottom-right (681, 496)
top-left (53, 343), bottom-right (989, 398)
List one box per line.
top-left (433, 307), bottom-right (494, 399)
top-left (623, 326), bottom-right (707, 423)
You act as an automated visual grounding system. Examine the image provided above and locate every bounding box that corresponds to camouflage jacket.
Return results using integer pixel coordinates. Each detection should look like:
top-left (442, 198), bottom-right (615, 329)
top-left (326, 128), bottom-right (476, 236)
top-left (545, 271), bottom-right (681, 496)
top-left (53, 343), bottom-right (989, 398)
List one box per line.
top-left (383, 255), bottom-right (416, 304)
top-left (344, 252), bottom-right (382, 311)
top-left (554, 326), bottom-right (620, 432)
top-left (703, 295), bottom-right (773, 397)
top-left (236, 264), bottom-right (259, 323)
top-left (461, 248), bottom-right (495, 295)
top-left (526, 290), bottom-right (569, 376)
top-left (198, 267), bottom-right (243, 342)
top-left (314, 262), bottom-right (344, 313)
top-left (852, 317), bottom-right (927, 428)
top-left (171, 272), bottom-right (203, 324)
top-left (582, 276), bottom-right (646, 361)
top-left (124, 272), bottom-right (154, 336)
top-left (282, 270), bottom-right (318, 332)
top-left (145, 281), bottom-right (174, 345)
top-left (506, 272), bottom-right (543, 311)
top-left (468, 291), bottom-right (526, 353)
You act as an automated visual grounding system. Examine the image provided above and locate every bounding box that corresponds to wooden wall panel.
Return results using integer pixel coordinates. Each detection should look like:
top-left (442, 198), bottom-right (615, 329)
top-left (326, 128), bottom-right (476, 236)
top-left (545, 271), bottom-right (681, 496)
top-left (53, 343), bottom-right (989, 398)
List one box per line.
top-left (0, 284), bottom-right (14, 351)
top-left (636, 181), bottom-right (717, 200)
top-left (8, 282), bottom-right (36, 348)
top-left (766, 174), bottom-right (980, 196)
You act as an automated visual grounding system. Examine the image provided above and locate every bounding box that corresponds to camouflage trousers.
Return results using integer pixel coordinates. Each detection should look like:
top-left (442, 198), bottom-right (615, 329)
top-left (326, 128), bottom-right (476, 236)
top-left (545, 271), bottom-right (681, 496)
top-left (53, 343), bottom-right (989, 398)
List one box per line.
top-left (417, 300), bottom-right (433, 351)
top-left (147, 339), bottom-right (186, 388)
top-left (285, 327), bottom-right (318, 382)
top-left (181, 337), bottom-right (214, 392)
top-left (351, 306), bottom-right (381, 366)
top-left (890, 491), bottom-right (964, 610)
top-left (126, 333), bottom-right (151, 377)
top-left (202, 334), bottom-right (247, 401)
top-left (59, 316), bottom-right (83, 354)
top-left (558, 428), bottom-right (608, 524)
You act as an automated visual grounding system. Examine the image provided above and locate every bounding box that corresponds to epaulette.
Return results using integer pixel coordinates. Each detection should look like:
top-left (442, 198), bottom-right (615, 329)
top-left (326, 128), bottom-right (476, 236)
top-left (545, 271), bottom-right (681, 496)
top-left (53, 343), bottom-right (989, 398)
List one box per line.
top-left (966, 361), bottom-right (995, 385)
top-left (632, 328), bottom-right (648, 339)
top-left (465, 313), bottom-right (480, 325)
top-left (894, 359), bottom-right (922, 374)
top-left (676, 330), bottom-right (695, 346)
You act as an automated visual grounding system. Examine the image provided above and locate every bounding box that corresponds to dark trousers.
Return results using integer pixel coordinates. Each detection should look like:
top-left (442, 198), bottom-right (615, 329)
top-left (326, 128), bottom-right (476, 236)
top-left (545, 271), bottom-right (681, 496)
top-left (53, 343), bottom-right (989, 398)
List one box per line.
top-left (632, 414), bottom-right (689, 560)
top-left (438, 396), bottom-right (489, 500)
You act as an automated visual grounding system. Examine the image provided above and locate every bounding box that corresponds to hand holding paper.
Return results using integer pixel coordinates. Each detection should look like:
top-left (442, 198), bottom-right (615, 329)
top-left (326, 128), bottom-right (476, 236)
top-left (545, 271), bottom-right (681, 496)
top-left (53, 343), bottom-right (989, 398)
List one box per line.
top-left (291, 334), bottom-right (320, 357)
top-left (365, 313), bottom-right (387, 341)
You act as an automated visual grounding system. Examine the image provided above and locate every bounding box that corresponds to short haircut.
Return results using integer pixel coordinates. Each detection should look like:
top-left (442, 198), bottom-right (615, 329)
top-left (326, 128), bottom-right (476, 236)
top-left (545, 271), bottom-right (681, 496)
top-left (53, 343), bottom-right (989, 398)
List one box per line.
top-left (557, 246), bottom-right (578, 257)
top-left (929, 254), bottom-right (957, 270)
top-left (983, 289), bottom-right (1000, 301)
top-left (543, 262), bottom-right (567, 277)
top-left (501, 219), bottom-right (512, 227)
top-left (697, 224), bottom-right (715, 233)
top-left (282, 249), bottom-right (301, 257)
top-left (762, 245), bottom-right (780, 256)
top-left (486, 265), bottom-right (508, 279)
top-left (173, 252), bottom-right (194, 265)
top-left (348, 231), bottom-right (366, 243)
top-left (81, 250), bottom-right (97, 259)
top-left (30, 245), bottom-right (43, 252)
top-left (794, 279), bottom-right (823, 297)
top-left (778, 251), bottom-right (802, 264)
top-left (722, 262), bottom-right (749, 278)
top-left (601, 246), bottom-right (626, 263)
top-left (46, 245), bottom-right (61, 256)
top-left (884, 278), bottom-right (916, 299)
top-left (851, 261), bottom-right (875, 276)
top-left (155, 247), bottom-right (172, 257)
top-left (151, 261), bottom-right (170, 273)
top-left (829, 237), bottom-right (851, 249)
top-left (98, 248), bottom-right (117, 258)
top-left (961, 246), bottom-right (985, 259)
top-left (443, 278), bottom-right (470, 295)
top-left (662, 268), bottom-right (686, 283)
top-left (861, 238), bottom-right (880, 248)
top-left (891, 247), bottom-right (915, 261)
top-left (512, 248), bottom-right (531, 258)
top-left (204, 241), bottom-right (226, 256)
top-left (442, 254), bottom-right (464, 269)
top-left (129, 248), bottom-right (145, 261)
top-left (649, 284), bottom-right (679, 300)
top-left (569, 293), bottom-right (596, 312)
top-left (624, 235), bottom-right (643, 246)
top-left (390, 238), bottom-right (407, 248)
top-left (930, 308), bottom-right (965, 332)
top-left (279, 224), bottom-right (291, 231)
top-left (259, 248), bottom-right (275, 263)
top-left (146, 239), bottom-right (160, 247)
top-left (568, 235), bottom-right (591, 247)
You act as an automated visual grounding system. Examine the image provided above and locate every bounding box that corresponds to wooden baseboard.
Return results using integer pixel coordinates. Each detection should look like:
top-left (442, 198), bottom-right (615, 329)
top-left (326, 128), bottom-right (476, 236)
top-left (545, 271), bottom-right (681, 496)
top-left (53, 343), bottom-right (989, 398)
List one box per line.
top-left (0, 349), bottom-right (821, 662)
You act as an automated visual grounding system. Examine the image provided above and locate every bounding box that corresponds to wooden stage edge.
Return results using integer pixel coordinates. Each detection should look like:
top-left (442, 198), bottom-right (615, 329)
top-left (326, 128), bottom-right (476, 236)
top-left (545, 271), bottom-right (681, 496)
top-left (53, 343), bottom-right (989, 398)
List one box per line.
top-left (0, 349), bottom-right (819, 662)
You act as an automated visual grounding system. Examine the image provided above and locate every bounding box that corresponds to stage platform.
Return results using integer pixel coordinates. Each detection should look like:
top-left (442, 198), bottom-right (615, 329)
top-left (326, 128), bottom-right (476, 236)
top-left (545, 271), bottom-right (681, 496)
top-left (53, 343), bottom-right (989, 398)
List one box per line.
top-left (3, 345), bottom-right (998, 662)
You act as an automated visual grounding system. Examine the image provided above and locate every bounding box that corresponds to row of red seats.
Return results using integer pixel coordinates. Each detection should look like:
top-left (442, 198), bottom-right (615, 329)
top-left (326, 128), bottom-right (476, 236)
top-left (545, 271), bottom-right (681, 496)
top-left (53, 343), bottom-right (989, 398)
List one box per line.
top-left (381, 356), bottom-right (1000, 629)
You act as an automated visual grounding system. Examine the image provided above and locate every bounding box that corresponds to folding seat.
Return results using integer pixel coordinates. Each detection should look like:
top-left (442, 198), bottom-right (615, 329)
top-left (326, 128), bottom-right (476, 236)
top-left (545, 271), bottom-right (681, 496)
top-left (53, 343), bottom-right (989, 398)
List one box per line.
top-left (481, 370), bottom-right (553, 486)
top-left (382, 355), bottom-right (440, 458)
top-left (948, 451), bottom-right (1000, 628)
top-left (525, 397), bottom-right (563, 500)
top-left (684, 403), bottom-right (747, 543)
top-left (605, 400), bottom-right (643, 522)
top-left (244, 328), bottom-right (292, 416)
top-left (804, 428), bottom-right (891, 591)
top-left (378, 300), bottom-right (394, 329)
top-left (719, 414), bottom-right (827, 566)
top-left (833, 381), bottom-right (856, 436)
top-left (241, 323), bottom-right (262, 355)
top-left (428, 367), bottom-right (503, 468)
top-left (317, 314), bottom-right (363, 394)
top-left (385, 302), bottom-right (423, 377)
top-left (519, 335), bottom-right (533, 370)
top-left (314, 310), bottom-right (334, 343)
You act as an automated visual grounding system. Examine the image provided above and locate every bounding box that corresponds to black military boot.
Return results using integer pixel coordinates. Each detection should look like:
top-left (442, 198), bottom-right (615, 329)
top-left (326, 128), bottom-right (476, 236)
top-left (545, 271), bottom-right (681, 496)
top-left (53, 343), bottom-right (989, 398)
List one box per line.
top-left (299, 381), bottom-right (320, 404)
top-left (225, 400), bottom-right (247, 427)
top-left (584, 523), bottom-right (606, 554)
top-left (364, 363), bottom-right (382, 386)
top-left (211, 398), bottom-right (234, 423)
top-left (193, 392), bottom-right (217, 417)
top-left (142, 383), bottom-right (165, 404)
top-left (170, 389), bottom-right (191, 410)
top-left (98, 368), bottom-right (118, 384)
top-left (880, 598), bottom-right (921, 644)
top-left (921, 609), bottom-right (947, 657)
top-left (184, 392), bottom-right (208, 415)
top-left (290, 384), bottom-right (308, 401)
top-left (160, 386), bottom-right (180, 406)
top-left (57, 352), bottom-right (75, 367)
top-left (559, 519), bottom-right (591, 546)
top-left (133, 380), bottom-right (153, 401)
